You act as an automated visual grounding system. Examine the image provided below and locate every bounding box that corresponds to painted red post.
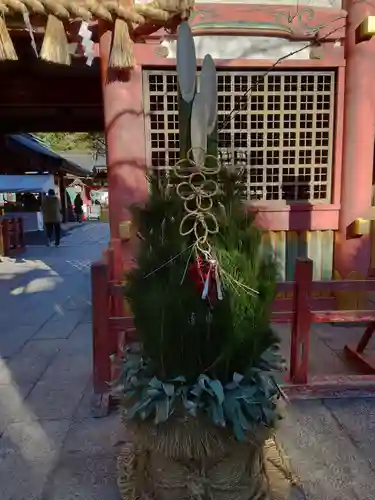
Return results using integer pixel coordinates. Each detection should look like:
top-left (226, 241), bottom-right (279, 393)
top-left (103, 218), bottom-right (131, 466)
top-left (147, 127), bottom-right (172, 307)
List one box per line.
top-left (11, 219), bottom-right (16, 251)
top-left (12, 219), bottom-right (18, 250)
top-left (10, 219), bottom-right (16, 251)
top-left (18, 218), bottom-right (25, 249)
top-left (111, 238), bottom-right (124, 317)
top-left (12, 220), bottom-right (17, 250)
top-left (15, 218), bottom-right (21, 250)
top-left (335, 0), bottom-right (375, 278)
top-left (107, 245), bottom-right (115, 281)
top-left (2, 220), bottom-right (10, 256)
top-left (290, 258), bottom-right (313, 384)
top-left (8, 219), bottom-right (14, 252)
top-left (91, 260), bottom-right (111, 394)
top-left (98, 22), bottom-right (148, 250)
top-left (106, 244), bottom-right (123, 355)
top-left (111, 238), bottom-right (124, 285)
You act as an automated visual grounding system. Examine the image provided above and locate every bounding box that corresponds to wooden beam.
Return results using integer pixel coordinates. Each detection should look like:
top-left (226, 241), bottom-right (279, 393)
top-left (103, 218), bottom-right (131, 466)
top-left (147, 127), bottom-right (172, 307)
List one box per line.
top-left (0, 72), bottom-right (102, 107)
top-left (0, 108), bottom-right (103, 132)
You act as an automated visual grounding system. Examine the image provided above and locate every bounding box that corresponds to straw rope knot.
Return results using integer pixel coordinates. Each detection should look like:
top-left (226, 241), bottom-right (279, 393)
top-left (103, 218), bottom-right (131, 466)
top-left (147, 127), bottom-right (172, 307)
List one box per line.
top-left (173, 147), bottom-right (220, 256)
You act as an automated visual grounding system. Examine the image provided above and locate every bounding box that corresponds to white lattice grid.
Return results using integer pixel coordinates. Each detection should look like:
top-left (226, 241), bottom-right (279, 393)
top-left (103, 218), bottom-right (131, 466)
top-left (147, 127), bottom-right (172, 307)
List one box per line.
top-left (143, 70), bottom-right (335, 202)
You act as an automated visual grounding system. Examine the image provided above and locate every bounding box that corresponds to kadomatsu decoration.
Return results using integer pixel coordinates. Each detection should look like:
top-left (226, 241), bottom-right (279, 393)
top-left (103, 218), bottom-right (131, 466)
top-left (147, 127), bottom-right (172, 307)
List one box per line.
top-left (115, 21), bottom-right (288, 500)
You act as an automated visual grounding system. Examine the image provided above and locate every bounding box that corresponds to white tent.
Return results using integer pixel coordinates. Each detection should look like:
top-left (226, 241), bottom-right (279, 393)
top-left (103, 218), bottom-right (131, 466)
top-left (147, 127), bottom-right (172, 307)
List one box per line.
top-left (0, 175), bottom-right (55, 194)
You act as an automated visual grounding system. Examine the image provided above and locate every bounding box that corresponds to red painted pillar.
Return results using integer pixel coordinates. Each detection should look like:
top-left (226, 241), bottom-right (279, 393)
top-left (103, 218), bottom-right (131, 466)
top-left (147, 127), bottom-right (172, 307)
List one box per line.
top-left (290, 258), bottom-right (313, 385)
top-left (99, 23), bottom-right (148, 279)
top-left (91, 260), bottom-right (111, 394)
top-left (335, 1), bottom-right (375, 278)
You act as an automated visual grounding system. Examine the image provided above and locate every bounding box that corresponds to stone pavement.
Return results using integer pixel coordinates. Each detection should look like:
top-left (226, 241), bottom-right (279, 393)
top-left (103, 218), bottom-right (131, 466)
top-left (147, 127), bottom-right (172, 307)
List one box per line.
top-left (278, 398), bottom-right (375, 500)
top-left (1, 222), bottom-right (375, 499)
top-left (0, 222), bottom-right (123, 500)
top-left (275, 321), bottom-right (375, 499)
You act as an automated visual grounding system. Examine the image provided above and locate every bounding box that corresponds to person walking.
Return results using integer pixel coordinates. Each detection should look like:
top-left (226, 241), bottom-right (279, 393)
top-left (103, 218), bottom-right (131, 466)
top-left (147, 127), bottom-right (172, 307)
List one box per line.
top-left (42, 189), bottom-right (62, 247)
top-left (73, 193), bottom-right (84, 223)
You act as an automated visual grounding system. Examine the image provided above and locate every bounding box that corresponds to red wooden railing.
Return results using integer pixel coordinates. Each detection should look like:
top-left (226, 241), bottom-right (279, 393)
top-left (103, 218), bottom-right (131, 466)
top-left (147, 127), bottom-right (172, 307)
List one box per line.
top-left (91, 256), bottom-right (375, 412)
top-left (1, 218), bottom-right (25, 256)
top-left (271, 259), bottom-right (375, 384)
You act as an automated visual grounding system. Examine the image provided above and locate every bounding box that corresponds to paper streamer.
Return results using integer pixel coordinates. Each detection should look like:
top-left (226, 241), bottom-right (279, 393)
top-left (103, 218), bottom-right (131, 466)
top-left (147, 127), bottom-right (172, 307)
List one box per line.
top-left (23, 12), bottom-right (38, 57)
top-left (79, 22), bottom-right (95, 66)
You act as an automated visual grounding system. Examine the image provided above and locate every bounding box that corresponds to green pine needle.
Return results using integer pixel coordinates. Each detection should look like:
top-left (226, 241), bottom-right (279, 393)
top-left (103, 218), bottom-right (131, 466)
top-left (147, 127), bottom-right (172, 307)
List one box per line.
top-left (125, 169), bottom-right (280, 384)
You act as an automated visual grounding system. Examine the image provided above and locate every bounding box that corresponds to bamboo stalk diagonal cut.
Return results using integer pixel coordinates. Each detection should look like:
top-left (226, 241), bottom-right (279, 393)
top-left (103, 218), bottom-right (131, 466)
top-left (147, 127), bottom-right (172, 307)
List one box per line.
top-left (176, 20), bottom-right (196, 103)
top-left (190, 93), bottom-right (208, 164)
top-left (200, 54), bottom-right (218, 136)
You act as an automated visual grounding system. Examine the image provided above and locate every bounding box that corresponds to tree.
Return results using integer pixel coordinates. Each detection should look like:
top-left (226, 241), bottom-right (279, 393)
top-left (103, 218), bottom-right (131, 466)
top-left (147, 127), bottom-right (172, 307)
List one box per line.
top-left (125, 157), bottom-right (282, 395)
top-left (118, 157), bottom-right (284, 498)
top-left (34, 132), bottom-right (105, 154)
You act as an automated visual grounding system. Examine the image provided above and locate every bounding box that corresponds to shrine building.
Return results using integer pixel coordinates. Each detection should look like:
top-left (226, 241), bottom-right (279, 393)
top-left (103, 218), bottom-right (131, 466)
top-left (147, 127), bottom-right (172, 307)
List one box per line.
top-left (0, 0), bottom-right (374, 287)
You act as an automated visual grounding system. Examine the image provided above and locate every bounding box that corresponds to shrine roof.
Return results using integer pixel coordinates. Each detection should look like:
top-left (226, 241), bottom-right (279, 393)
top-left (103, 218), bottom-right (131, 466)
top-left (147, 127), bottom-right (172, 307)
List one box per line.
top-left (60, 152), bottom-right (106, 175)
top-left (3, 134), bottom-right (89, 177)
top-left (11, 134), bottom-right (62, 161)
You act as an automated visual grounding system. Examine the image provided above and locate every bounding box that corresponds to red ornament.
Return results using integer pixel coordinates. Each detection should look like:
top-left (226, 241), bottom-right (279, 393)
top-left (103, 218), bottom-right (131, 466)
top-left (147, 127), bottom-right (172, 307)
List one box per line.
top-left (188, 257), bottom-right (220, 303)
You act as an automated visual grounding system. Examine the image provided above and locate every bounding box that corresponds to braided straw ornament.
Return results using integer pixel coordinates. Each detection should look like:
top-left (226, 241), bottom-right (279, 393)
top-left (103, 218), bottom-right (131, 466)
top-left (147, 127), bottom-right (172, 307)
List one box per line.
top-left (0, 0), bottom-right (194, 65)
top-left (173, 146), bottom-right (221, 258)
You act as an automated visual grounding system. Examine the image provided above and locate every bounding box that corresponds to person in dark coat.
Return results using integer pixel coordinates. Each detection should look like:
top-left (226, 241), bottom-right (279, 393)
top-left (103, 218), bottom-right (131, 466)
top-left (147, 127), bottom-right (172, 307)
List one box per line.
top-left (42, 189), bottom-right (61, 247)
top-left (74, 193), bottom-right (84, 223)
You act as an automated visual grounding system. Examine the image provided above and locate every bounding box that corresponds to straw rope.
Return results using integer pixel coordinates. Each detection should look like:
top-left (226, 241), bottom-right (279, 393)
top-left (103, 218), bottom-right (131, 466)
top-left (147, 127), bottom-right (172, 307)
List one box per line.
top-left (0, 0), bottom-right (192, 23)
top-left (0, 0), bottom-right (193, 65)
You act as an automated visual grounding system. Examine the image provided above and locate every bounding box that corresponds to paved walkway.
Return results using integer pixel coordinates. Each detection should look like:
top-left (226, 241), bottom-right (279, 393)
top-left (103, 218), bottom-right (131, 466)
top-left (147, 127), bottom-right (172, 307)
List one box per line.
top-left (1, 222), bottom-right (375, 499)
top-left (0, 223), bottom-right (123, 500)
top-left (278, 398), bottom-right (375, 500)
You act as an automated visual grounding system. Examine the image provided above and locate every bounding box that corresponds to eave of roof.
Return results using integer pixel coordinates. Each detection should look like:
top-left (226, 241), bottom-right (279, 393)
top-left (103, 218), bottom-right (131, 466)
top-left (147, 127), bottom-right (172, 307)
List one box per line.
top-left (61, 152), bottom-right (107, 175)
top-left (8, 134), bottom-right (89, 178)
top-left (59, 152), bottom-right (95, 174)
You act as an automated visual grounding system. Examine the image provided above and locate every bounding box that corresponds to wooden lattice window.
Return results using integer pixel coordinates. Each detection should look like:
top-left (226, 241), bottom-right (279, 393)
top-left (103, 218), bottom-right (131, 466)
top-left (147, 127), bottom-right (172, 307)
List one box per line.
top-left (143, 70), bottom-right (335, 202)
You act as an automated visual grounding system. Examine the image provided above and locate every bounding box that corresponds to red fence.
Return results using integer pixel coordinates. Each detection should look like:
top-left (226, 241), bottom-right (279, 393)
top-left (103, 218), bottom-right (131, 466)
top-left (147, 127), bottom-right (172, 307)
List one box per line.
top-left (91, 257), bottom-right (375, 412)
top-left (1, 218), bottom-right (25, 256)
top-left (272, 259), bottom-right (375, 389)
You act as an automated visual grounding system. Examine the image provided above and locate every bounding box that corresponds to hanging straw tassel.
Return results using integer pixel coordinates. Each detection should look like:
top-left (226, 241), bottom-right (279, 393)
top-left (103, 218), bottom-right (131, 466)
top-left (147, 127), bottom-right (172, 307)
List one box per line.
top-left (109, 17), bottom-right (134, 69)
top-left (40, 15), bottom-right (71, 65)
top-left (0, 12), bottom-right (17, 61)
